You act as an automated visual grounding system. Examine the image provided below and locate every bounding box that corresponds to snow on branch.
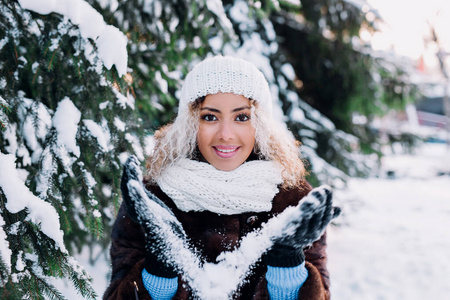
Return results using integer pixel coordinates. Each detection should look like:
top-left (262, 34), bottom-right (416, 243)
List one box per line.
top-left (0, 215), bottom-right (12, 276)
top-left (18, 0), bottom-right (128, 76)
top-left (206, 0), bottom-right (237, 40)
top-left (0, 95), bottom-right (9, 131)
top-left (0, 152), bottom-right (67, 253)
top-left (52, 97), bottom-right (81, 159)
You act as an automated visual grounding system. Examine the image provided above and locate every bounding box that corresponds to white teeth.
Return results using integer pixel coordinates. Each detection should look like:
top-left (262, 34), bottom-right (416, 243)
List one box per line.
top-left (216, 148), bottom-right (236, 153)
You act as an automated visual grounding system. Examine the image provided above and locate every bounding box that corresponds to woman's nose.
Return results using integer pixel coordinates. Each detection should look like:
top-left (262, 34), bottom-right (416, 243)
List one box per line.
top-left (218, 121), bottom-right (234, 140)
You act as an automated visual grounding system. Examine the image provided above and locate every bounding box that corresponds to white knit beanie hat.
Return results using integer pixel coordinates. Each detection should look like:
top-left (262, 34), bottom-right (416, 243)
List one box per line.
top-left (178, 55), bottom-right (272, 116)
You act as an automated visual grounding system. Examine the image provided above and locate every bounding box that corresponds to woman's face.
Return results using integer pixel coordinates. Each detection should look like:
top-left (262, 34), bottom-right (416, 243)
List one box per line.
top-left (197, 93), bottom-right (256, 171)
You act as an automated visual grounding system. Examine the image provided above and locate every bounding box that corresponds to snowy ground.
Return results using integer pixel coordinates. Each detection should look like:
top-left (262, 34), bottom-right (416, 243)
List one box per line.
top-left (328, 142), bottom-right (450, 299)
top-left (56, 142), bottom-right (450, 299)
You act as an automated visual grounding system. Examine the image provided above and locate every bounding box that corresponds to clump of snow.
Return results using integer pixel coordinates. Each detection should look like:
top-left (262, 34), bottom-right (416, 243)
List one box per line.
top-left (18, 97), bottom-right (52, 156)
top-left (52, 97), bottom-right (81, 157)
top-left (0, 153), bottom-right (67, 253)
top-left (125, 133), bottom-right (144, 161)
top-left (99, 101), bottom-right (109, 110)
top-left (96, 25), bottom-right (128, 76)
top-left (83, 119), bottom-right (110, 152)
top-left (114, 117), bottom-right (126, 132)
top-left (113, 88), bottom-right (135, 110)
top-left (154, 71), bottom-right (168, 94)
top-left (80, 165), bottom-right (96, 198)
top-left (35, 147), bottom-right (57, 198)
top-left (3, 123), bottom-right (18, 156)
top-left (15, 251), bottom-right (25, 272)
top-left (144, 135), bottom-right (156, 156)
top-left (0, 215), bottom-right (12, 275)
top-left (18, 0), bottom-right (128, 76)
top-left (206, 0), bottom-right (236, 40)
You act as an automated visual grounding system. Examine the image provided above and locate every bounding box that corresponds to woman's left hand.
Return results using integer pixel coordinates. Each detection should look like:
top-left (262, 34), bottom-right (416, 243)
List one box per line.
top-left (265, 186), bottom-right (340, 267)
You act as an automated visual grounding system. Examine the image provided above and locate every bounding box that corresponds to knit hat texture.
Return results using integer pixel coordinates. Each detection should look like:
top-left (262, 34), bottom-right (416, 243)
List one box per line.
top-left (179, 56), bottom-right (272, 115)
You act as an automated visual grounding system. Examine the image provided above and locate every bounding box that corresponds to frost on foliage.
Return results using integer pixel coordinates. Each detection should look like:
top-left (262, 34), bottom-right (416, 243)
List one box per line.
top-left (18, 0), bottom-right (128, 76)
top-left (206, 0), bottom-right (236, 40)
top-left (126, 158), bottom-right (329, 299)
top-left (284, 86), bottom-right (375, 184)
top-left (0, 153), bottom-right (67, 253)
top-left (16, 97), bottom-right (52, 165)
top-left (83, 119), bottom-right (111, 152)
top-left (35, 148), bottom-right (57, 198)
top-left (114, 117), bottom-right (126, 132)
top-left (113, 87), bottom-right (135, 110)
top-left (302, 146), bottom-right (348, 187)
top-left (79, 164), bottom-right (97, 199)
top-left (0, 95), bottom-right (9, 130)
top-left (125, 133), bottom-right (144, 161)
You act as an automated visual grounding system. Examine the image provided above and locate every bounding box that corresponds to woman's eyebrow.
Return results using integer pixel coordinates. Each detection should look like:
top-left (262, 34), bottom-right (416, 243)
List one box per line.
top-left (201, 107), bottom-right (221, 113)
top-left (200, 106), bottom-right (251, 113)
top-left (232, 106), bottom-right (251, 112)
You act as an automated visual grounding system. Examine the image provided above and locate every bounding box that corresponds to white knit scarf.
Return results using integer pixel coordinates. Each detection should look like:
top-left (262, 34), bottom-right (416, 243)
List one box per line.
top-left (155, 158), bottom-right (283, 215)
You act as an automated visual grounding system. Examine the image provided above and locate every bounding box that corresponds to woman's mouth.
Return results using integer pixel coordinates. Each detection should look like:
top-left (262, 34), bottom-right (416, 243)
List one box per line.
top-left (213, 146), bottom-right (239, 158)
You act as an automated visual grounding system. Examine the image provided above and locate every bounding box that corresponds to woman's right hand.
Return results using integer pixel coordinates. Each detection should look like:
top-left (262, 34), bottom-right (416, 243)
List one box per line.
top-left (120, 155), bottom-right (184, 278)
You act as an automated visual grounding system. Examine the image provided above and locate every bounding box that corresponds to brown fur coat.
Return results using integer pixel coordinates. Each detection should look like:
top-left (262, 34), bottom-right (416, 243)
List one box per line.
top-left (103, 181), bottom-right (330, 300)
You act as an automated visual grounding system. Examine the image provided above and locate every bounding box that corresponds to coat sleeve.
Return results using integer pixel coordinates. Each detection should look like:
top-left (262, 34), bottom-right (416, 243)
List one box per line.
top-left (103, 203), bottom-right (151, 300)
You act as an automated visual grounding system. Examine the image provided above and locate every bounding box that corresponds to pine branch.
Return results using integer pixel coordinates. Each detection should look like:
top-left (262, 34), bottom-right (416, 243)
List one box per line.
top-left (0, 96), bottom-right (10, 131)
top-left (68, 267), bottom-right (98, 300)
top-left (27, 268), bottom-right (66, 300)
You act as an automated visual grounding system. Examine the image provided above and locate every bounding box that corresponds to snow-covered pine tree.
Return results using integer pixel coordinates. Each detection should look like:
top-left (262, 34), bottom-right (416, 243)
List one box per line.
top-left (0, 0), bottom-right (141, 298)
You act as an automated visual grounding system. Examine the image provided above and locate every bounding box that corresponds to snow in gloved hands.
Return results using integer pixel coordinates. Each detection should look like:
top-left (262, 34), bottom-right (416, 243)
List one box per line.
top-left (121, 155), bottom-right (340, 300)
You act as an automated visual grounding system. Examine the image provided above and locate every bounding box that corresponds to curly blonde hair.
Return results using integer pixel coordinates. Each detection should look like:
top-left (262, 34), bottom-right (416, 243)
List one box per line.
top-left (145, 98), bottom-right (307, 189)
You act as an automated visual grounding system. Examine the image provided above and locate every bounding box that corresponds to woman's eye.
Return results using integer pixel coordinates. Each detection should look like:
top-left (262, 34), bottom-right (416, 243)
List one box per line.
top-left (236, 113), bottom-right (250, 122)
top-left (201, 114), bottom-right (217, 121)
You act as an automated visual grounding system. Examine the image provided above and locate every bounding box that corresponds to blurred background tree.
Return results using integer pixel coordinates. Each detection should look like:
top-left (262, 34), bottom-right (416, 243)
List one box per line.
top-left (0, 0), bottom-right (419, 298)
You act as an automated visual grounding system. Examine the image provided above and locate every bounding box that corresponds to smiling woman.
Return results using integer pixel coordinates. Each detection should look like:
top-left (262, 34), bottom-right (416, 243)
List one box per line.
top-left (104, 56), bottom-right (340, 300)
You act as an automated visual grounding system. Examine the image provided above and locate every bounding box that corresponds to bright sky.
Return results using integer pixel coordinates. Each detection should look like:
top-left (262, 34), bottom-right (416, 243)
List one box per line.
top-left (364, 0), bottom-right (450, 72)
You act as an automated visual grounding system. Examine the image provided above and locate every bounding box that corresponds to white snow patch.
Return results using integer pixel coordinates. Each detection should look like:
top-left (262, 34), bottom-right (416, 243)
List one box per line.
top-left (113, 117), bottom-right (126, 132)
top-left (52, 97), bottom-right (81, 157)
top-left (0, 153), bottom-right (67, 253)
top-left (35, 147), bottom-right (57, 198)
top-left (18, 0), bottom-right (128, 76)
top-left (3, 123), bottom-right (18, 155)
top-left (125, 133), bottom-right (144, 161)
top-left (15, 251), bottom-right (25, 272)
top-left (328, 143), bottom-right (450, 299)
top-left (83, 119), bottom-right (110, 152)
top-left (113, 88), bottom-right (135, 110)
top-left (17, 98), bottom-right (52, 154)
top-left (0, 215), bottom-right (12, 274)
